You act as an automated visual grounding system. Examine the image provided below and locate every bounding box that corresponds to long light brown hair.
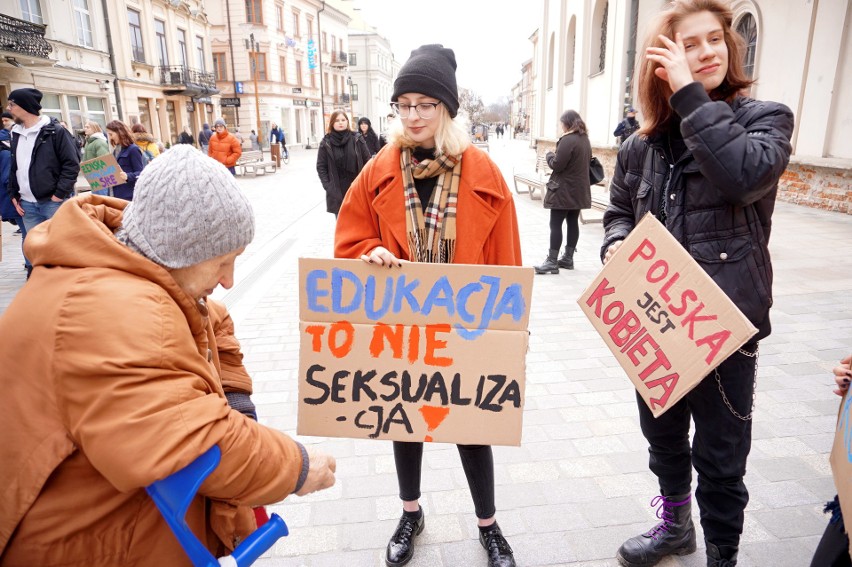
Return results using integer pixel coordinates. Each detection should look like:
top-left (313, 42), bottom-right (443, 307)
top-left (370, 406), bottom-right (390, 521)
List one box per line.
top-left (636, 0), bottom-right (754, 137)
top-left (106, 120), bottom-right (135, 148)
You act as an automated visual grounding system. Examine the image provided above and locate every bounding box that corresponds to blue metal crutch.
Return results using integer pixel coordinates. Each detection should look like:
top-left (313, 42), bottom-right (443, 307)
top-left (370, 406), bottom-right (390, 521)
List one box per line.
top-left (146, 445), bottom-right (288, 567)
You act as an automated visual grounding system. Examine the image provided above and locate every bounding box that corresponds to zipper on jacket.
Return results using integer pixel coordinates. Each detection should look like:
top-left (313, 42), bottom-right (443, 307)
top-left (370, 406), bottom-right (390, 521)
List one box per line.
top-left (658, 155), bottom-right (673, 224)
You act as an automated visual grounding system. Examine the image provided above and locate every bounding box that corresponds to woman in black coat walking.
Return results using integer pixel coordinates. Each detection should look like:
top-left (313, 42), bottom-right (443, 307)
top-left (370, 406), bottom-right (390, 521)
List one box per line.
top-left (356, 117), bottom-right (382, 155)
top-left (534, 110), bottom-right (592, 274)
top-left (316, 110), bottom-right (371, 217)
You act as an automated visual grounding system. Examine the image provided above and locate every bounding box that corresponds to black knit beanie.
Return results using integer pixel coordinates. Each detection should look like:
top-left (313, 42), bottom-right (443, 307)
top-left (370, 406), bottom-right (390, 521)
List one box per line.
top-left (392, 44), bottom-right (459, 118)
top-left (8, 88), bottom-right (42, 115)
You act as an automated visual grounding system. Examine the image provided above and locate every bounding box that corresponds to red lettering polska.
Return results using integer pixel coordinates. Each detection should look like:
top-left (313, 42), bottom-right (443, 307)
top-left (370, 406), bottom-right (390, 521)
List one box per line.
top-left (627, 239), bottom-right (730, 364)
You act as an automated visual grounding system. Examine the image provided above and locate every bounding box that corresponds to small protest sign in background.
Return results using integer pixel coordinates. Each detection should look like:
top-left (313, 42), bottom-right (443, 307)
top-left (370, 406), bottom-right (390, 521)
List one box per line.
top-left (577, 213), bottom-right (757, 417)
top-left (298, 258), bottom-right (533, 446)
top-left (830, 384), bottom-right (852, 558)
top-left (80, 154), bottom-right (124, 193)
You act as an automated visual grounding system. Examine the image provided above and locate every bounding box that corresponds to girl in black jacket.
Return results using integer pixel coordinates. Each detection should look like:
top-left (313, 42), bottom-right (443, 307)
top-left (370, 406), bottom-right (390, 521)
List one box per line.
top-left (534, 110), bottom-right (591, 274)
top-left (602, 2), bottom-right (794, 566)
top-left (316, 110), bottom-right (371, 217)
top-left (356, 116), bottom-right (382, 155)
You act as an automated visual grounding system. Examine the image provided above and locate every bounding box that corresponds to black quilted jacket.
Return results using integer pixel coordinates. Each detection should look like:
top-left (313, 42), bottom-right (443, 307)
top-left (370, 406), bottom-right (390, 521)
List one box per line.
top-left (602, 82), bottom-right (795, 341)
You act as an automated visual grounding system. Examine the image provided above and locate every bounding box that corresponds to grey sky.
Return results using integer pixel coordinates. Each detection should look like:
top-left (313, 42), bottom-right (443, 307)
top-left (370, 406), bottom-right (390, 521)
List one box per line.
top-left (349, 0), bottom-right (542, 103)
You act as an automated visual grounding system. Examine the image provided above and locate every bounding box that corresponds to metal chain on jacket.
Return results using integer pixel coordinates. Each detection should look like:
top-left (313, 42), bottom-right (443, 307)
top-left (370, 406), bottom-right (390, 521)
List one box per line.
top-left (714, 344), bottom-right (759, 421)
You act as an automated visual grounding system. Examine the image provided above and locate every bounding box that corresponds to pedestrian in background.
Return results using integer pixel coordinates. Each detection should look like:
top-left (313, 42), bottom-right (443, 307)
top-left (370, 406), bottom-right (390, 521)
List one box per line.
top-left (250, 129), bottom-right (259, 151)
top-left (335, 44), bottom-right (520, 567)
top-left (602, 1), bottom-right (794, 566)
top-left (198, 122), bottom-right (214, 154)
top-left (5, 88), bottom-right (80, 279)
top-left (613, 107), bottom-right (640, 146)
top-left (82, 121), bottom-right (111, 196)
top-left (208, 118), bottom-right (242, 175)
top-left (316, 110), bottom-right (370, 218)
top-left (105, 120), bottom-right (146, 201)
top-left (178, 125), bottom-right (195, 145)
top-left (356, 117), bottom-right (381, 155)
top-left (0, 112), bottom-right (25, 242)
top-left (379, 112), bottom-right (395, 148)
top-left (534, 109), bottom-right (592, 275)
top-left (269, 122), bottom-right (288, 163)
top-left (131, 123), bottom-right (160, 162)
top-left (0, 145), bottom-right (336, 565)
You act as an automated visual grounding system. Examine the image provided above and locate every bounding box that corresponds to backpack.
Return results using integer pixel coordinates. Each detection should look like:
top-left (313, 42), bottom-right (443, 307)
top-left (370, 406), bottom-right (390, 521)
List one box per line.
top-left (141, 146), bottom-right (155, 164)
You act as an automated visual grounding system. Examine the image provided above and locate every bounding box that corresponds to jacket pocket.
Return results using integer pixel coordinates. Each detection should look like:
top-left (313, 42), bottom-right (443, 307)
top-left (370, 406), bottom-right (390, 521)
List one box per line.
top-left (631, 177), bottom-right (654, 218)
top-left (689, 235), bottom-right (770, 325)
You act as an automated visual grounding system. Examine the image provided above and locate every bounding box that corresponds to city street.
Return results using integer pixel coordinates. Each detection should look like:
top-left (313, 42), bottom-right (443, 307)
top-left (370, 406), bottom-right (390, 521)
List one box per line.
top-left (1, 138), bottom-right (850, 566)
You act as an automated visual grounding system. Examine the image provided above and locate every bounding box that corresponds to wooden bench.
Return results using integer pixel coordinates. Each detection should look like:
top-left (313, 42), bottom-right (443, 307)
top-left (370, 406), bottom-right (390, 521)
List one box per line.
top-left (235, 150), bottom-right (277, 176)
top-left (512, 154), bottom-right (551, 200)
top-left (580, 193), bottom-right (610, 224)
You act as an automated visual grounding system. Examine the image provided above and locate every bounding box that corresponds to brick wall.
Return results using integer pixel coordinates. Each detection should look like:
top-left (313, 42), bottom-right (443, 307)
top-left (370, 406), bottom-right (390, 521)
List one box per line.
top-left (778, 162), bottom-right (851, 214)
top-left (534, 138), bottom-right (851, 215)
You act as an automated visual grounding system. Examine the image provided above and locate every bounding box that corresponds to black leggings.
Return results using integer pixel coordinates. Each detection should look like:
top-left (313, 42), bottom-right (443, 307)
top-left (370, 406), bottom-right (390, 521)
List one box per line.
top-left (393, 441), bottom-right (495, 519)
top-left (549, 209), bottom-right (580, 250)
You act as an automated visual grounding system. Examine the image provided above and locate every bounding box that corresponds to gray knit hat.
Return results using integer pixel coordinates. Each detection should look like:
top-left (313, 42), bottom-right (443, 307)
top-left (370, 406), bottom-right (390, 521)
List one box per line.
top-left (118, 145), bottom-right (254, 269)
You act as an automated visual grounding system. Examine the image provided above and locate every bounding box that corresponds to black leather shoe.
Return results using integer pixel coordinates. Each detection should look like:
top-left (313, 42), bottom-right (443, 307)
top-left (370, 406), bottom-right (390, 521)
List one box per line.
top-left (479, 522), bottom-right (516, 567)
top-left (385, 513), bottom-right (424, 566)
top-left (616, 493), bottom-right (696, 567)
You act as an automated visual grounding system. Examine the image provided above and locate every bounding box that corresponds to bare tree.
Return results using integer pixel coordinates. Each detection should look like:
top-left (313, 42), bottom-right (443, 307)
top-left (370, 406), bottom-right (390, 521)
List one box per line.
top-left (459, 88), bottom-right (485, 125)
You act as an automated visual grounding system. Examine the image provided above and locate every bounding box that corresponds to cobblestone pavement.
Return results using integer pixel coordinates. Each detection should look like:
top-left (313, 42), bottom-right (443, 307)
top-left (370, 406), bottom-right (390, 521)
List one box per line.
top-left (1, 139), bottom-right (850, 566)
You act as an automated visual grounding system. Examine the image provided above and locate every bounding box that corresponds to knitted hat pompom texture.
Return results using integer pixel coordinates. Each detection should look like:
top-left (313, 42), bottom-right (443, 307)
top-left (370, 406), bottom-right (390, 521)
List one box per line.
top-left (392, 44), bottom-right (459, 118)
top-left (120, 145), bottom-right (255, 269)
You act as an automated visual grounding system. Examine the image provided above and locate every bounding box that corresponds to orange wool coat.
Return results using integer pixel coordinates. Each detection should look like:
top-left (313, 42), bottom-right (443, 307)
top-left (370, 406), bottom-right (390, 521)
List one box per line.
top-left (208, 130), bottom-right (242, 168)
top-left (334, 144), bottom-right (522, 266)
top-left (0, 195), bottom-right (303, 566)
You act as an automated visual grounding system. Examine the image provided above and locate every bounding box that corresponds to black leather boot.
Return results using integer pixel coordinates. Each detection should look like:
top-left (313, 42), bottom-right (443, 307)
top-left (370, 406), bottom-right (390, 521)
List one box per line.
top-left (479, 522), bottom-right (516, 567)
top-left (534, 249), bottom-right (559, 274)
top-left (706, 542), bottom-right (738, 566)
top-left (616, 493), bottom-right (697, 567)
top-left (385, 512), bottom-right (424, 566)
top-left (558, 247), bottom-right (575, 269)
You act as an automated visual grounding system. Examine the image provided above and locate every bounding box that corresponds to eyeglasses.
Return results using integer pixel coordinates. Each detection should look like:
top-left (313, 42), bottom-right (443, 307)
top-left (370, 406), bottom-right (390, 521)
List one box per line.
top-left (389, 101), bottom-right (441, 119)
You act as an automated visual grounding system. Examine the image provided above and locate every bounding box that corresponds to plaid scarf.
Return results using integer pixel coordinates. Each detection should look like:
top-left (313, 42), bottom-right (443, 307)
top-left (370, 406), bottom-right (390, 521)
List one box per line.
top-left (400, 148), bottom-right (461, 263)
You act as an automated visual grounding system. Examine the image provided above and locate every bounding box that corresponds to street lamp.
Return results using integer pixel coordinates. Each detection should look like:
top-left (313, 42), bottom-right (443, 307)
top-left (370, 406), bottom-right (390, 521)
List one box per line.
top-left (245, 33), bottom-right (263, 157)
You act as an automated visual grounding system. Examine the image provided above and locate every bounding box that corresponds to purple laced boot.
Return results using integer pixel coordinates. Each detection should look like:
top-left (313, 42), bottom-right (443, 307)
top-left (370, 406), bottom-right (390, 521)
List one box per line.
top-left (616, 493), bottom-right (697, 567)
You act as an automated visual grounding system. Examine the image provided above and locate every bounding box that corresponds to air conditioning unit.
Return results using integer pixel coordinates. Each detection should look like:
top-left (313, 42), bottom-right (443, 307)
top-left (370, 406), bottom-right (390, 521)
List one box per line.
top-left (170, 71), bottom-right (183, 84)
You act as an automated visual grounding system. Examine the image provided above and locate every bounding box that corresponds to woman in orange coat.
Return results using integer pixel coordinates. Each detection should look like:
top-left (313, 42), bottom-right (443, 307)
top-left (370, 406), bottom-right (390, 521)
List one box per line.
top-left (335, 44), bottom-right (520, 567)
top-left (208, 118), bottom-right (242, 174)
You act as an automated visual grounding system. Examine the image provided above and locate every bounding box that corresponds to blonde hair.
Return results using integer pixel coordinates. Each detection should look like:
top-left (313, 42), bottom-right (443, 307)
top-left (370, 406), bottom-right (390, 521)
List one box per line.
top-left (85, 121), bottom-right (103, 133)
top-left (389, 105), bottom-right (470, 157)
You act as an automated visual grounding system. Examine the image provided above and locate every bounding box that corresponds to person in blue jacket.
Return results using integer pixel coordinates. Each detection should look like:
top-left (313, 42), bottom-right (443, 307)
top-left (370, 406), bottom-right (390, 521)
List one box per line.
top-left (1, 111), bottom-right (29, 271)
top-left (105, 120), bottom-right (146, 200)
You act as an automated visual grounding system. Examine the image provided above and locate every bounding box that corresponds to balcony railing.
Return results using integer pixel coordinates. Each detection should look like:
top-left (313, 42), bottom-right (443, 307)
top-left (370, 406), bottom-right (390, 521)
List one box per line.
top-left (0, 13), bottom-right (52, 60)
top-left (159, 65), bottom-right (219, 96)
top-left (330, 50), bottom-right (348, 67)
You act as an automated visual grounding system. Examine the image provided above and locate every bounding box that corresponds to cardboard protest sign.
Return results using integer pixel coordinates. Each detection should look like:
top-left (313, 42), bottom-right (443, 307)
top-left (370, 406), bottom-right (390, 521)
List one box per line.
top-left (80, 154), bottom-right (124, 193)
top-left (577, 213), bottom-right (757, 417)
top-left (298, 258), bottom-right (533, 446)
top-left (830, 384), bottom-right (852, 558)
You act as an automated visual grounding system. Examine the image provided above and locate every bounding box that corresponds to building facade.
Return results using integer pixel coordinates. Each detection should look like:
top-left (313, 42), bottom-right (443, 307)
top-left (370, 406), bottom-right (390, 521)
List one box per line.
top-left (0, 0), bottom-right (116, 146)
top-left (347, 28), bottom-right (396, 135)
top-left (529, 0), bottom-right (851, 212)
top-left (0, 0), bottom-right (219, 148)
top-left (207, 0), bottom-right (351, 150)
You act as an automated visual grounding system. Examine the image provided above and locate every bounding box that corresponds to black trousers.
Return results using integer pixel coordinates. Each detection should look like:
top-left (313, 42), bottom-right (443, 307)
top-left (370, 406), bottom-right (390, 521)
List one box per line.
top-left (549, 209), bottom-right (580, 251)
top-left (636, 345), bottom-right (758, 547)
top-left (393, 441), bottom-right (495, 519)
top-left (811, 519), bottom-right (851, 567)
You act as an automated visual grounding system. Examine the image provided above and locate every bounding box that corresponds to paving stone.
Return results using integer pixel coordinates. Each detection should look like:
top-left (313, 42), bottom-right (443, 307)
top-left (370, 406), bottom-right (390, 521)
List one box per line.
top-left (748, 480), bottom-right (820, 508)
top-left (751, 506), bottom-right (827, 539)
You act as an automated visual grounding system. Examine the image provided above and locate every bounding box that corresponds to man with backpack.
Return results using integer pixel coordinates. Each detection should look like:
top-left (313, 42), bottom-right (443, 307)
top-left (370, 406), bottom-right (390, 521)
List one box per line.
top-left (198, 123), bottom-right (214, 154)
top-left (5, 88), bottom-right (80, 278)
top-left (613, 107), bottom-right (640, 146)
